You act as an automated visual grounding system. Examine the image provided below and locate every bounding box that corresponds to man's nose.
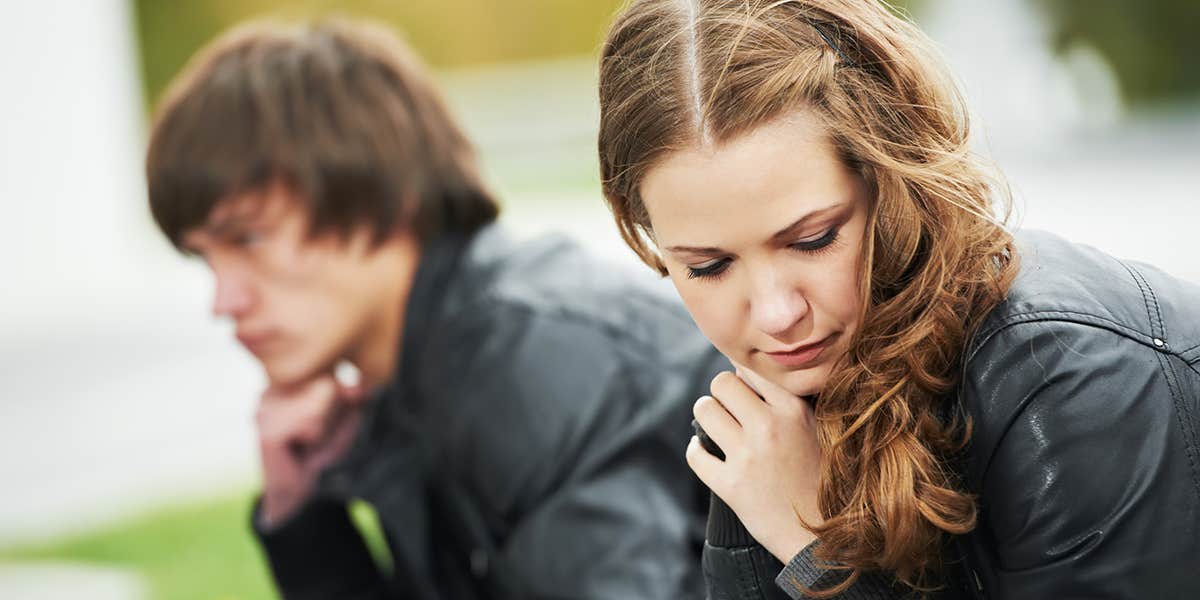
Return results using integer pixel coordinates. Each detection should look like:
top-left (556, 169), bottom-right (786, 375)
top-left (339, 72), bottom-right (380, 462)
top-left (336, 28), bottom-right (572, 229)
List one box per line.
top-left (748, 269), bottom-right (809, 338)
top-left (211, 266), bottom-right (255, 319)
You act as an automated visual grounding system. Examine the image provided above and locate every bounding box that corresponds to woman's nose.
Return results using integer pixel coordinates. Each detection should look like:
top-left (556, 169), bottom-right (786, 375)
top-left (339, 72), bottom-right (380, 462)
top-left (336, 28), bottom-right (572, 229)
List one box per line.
top-left (748, 270), bottom-right (809, 337)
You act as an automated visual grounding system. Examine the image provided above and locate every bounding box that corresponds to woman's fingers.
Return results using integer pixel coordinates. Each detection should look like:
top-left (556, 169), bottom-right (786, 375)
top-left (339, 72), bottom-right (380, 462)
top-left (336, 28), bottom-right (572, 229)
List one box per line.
top-left (685, 435), bottom-right (726, 491)
top-left (733, 362), bottom-right (804, 411)
top-left (709, 371), bottom-right (769, 424)
top-left (693, 395), bottom-right (741, 456)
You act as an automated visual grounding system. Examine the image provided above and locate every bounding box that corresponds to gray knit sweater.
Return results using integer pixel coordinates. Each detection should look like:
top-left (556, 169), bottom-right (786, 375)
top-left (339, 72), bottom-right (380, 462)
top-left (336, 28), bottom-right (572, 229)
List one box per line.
top-left (774, 542), bottom-right (902, 599)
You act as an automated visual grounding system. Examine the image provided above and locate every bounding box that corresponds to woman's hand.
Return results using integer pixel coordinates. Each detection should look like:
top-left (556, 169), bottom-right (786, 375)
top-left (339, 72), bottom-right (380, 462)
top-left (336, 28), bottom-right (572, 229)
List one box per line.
top-left (687, 366), bottom-right (824, 564)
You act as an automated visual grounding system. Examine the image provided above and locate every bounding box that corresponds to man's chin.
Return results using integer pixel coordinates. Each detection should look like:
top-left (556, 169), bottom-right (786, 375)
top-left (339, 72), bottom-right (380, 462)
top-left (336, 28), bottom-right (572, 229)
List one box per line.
top-left (261, 359), bottom-right (329, 389)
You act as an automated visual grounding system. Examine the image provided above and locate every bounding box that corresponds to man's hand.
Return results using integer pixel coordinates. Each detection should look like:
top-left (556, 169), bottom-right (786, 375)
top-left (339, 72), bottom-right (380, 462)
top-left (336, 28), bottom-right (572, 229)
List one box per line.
top-left (686, 366), bottom-right (823, 564)
top-left (256, 373), bottom-right (366, 527)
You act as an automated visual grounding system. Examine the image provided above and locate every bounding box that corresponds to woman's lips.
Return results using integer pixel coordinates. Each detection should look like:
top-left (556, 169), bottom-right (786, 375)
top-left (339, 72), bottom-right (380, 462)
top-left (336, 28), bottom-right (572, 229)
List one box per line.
top-left (763, 335), bottom-right (833, 368)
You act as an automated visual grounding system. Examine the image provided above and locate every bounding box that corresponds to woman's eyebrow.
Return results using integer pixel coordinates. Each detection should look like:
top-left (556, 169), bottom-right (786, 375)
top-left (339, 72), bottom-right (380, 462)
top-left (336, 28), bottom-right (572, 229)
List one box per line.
top-left (664, 243), bottom-right (727, 255)
top-left (769, 203), bottom-right (845, 243)
top-left (664, 202), bottom-right (847, 255)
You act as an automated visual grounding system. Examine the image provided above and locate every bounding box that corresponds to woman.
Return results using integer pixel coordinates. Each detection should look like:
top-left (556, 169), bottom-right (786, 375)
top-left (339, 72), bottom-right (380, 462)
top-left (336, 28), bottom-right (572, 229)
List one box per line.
top-left (597, 1), bottom-right (1200, 598)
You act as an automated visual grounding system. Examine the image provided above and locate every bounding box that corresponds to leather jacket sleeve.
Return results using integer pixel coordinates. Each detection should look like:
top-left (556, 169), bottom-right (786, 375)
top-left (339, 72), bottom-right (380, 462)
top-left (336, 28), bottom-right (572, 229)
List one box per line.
top-left (960, 318), bottom-right (1200, 599)
top-left (252, 497), bottom-right (392, 600)
top-left (698, 492), bottom-right (794, 600)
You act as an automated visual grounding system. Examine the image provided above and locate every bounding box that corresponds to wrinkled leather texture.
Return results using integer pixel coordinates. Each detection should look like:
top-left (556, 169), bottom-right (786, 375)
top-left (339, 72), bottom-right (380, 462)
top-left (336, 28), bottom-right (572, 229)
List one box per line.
top-left (703, 230), bottom-right (1200, 599)
top-left (956, 230), bottom-right (1200, 599)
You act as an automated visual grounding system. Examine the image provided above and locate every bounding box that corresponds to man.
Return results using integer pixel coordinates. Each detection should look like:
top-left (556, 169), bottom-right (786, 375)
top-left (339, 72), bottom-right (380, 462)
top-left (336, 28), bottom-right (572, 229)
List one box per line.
top-left (145, 18), bottom-right (725, 600)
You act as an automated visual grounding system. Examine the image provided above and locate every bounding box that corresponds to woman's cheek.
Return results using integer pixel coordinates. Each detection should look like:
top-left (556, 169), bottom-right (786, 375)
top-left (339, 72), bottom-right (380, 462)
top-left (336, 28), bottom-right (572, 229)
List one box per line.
top-left (680, 285), bottom-right (743, 357)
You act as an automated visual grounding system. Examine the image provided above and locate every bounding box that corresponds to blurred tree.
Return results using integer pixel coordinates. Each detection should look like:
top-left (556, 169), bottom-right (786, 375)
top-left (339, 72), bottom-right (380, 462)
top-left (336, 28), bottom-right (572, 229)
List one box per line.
top-left (133, 0), bottom-right (626, 109)
top-left (1035, 0), bottom-right (1200, 106)
top-left (132, 0), bottom-right (1196, 118)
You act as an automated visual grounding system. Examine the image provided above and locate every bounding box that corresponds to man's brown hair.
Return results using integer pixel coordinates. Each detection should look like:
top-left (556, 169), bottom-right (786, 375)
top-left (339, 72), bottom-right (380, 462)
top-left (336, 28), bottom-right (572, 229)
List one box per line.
top-left (146, 18), bottom-right (498, 249)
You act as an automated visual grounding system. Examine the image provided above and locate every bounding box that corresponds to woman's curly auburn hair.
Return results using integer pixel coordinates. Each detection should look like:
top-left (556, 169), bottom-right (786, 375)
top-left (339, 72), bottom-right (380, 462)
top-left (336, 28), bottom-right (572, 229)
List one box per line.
top-left (598, 0), bottom-right (1019, 594)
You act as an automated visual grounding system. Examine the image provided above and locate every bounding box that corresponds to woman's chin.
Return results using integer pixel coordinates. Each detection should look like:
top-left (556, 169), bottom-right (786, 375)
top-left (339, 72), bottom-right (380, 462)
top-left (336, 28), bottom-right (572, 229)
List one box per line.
top-left (771, 365), bottom-right (829, 399)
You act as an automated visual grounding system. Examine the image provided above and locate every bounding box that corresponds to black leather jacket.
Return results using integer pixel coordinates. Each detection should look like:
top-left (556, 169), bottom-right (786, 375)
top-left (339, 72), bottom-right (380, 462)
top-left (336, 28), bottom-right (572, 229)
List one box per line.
top-left (254, 225), bottom-right (728, 599)
top-left (706, 230), bottom-right (1200, 599)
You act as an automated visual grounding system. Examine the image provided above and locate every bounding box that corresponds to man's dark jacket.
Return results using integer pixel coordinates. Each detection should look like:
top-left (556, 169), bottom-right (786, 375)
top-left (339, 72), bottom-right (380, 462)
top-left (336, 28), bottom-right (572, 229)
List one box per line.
top-left (703, 230), bottom-right (1200, 599)
top-left (254, 225), bottom-right (728, 599)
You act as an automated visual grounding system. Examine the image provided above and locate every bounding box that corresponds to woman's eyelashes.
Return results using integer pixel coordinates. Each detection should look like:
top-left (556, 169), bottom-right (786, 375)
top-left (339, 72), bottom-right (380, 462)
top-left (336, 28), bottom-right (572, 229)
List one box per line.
top-left (683, 228), bottom-right (841, 281)
top-left (789, 227), bottom-right (840, 254)
top-left (687, 257), bottom-right (732, 280)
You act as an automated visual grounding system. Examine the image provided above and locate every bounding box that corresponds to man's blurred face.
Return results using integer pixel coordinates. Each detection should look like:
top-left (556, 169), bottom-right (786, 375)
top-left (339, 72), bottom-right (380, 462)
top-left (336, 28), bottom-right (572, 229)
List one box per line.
top-left (181, 181), bottom-right (405, 387)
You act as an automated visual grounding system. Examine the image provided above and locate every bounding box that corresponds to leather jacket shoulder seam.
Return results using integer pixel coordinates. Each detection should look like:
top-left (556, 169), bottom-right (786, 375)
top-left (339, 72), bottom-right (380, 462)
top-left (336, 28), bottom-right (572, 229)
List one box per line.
top-left (969, 310), bottom-right (1161, 365)
top-left (1178, 342), bottom-right (1200, 365)
top-left (1151, 348), bottom-right (1200, 501)
top-left (1119, 259), bottom-right (1167, 341)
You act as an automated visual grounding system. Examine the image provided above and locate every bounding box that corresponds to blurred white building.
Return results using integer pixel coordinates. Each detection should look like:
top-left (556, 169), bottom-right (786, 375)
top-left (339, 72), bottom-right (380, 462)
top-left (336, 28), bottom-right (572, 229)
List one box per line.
top-left (0, 0), bottom-right (261, 547)
top-left (919, 0), bottom-right (1199, 276)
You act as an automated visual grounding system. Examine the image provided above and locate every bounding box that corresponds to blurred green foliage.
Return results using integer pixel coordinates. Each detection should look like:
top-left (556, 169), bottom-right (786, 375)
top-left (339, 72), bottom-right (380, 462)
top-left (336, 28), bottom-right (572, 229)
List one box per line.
top-left (133, 0), bottom-right (1197, 114)
top-left (0, 492), bottom-right (392, 600)
top-left (1036, 0), bottom-right (1200, 105)
top-left (133, 0), bottom-right (625, 110)
top-left (2, 493), bottom-right (274, 600)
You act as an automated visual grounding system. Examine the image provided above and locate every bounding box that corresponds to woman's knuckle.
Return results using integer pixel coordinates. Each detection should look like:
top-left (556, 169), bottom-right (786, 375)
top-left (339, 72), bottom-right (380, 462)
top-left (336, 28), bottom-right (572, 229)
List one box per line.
top-left (710, 371), bottom-right (736, 396)
top-left (696, 395), bottom-right (721, 417)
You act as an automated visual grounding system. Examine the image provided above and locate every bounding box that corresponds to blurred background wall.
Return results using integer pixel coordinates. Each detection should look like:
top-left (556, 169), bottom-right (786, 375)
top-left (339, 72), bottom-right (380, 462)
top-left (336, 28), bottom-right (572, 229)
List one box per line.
top-left (1, 0), bottom-right (1196, 598)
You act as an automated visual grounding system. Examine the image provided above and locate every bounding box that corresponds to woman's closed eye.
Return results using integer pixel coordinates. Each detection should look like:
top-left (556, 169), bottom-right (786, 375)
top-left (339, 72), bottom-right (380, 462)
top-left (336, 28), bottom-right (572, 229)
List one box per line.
top-left (789, 227), bottom-right (840, 254)
top-left (684, 227), bottom-right (842, 281)
top-left (687, 257), bottom-right (732, 280)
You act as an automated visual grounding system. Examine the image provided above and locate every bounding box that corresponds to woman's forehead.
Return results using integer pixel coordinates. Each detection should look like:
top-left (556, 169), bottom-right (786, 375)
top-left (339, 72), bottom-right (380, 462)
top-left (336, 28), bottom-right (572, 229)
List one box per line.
top-left (641, 115), bottom-right (860, 247)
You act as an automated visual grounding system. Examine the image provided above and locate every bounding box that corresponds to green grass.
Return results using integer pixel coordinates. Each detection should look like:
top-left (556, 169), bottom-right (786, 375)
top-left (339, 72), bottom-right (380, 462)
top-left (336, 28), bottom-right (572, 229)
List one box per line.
top-left (1, 492), bottom-right (275, 600)
top-left (0, 492), bottom-right (395, 600)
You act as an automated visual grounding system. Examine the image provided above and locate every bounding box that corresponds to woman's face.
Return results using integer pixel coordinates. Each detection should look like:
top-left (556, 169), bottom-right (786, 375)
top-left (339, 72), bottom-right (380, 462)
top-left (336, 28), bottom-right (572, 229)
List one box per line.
top-left (641, 111), bottom-right (870, 397)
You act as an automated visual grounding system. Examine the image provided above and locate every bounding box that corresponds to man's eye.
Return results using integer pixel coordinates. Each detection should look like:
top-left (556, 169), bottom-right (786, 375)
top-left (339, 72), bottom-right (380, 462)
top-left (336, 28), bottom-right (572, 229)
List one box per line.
top-left (233, 231), bottom-right (262, 247)
top-left (686, 258), bottom-right (731, 280)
